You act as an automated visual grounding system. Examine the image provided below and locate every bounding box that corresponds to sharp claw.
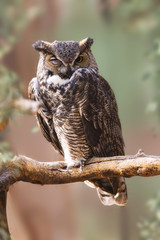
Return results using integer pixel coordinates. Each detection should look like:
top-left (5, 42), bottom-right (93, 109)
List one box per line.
top-left (66, 165), bottom-right (71, 175)
top-left (80, 160), bottom-right (85, 172)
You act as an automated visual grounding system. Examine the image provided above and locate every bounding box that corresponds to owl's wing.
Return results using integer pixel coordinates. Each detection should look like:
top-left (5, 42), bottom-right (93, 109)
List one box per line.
top-left (28, 78), bottom-right (63, 156)
top-left (36, 111), bottom-right (63, 155)
top-left (73, 69), bottom-right (127, 206)
top-left (75, 69), bottom-right (124, 157)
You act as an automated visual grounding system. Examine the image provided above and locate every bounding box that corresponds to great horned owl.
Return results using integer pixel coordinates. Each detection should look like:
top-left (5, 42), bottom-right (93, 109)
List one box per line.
top-left (28, 37), bottom-right (127, 206)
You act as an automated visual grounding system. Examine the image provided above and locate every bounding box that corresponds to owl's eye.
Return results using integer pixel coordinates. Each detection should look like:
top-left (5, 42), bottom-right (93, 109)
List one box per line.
top-left (50, 55), bottom-right (58, 61)
top-left (75, 55), bottom-right (84, 64)
top-left (49, 56), bottom-right (62, 65)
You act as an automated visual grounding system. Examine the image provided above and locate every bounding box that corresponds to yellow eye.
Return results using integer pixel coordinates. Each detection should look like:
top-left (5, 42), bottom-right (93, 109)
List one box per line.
top-left (76, 55), bottom-right (84, 63)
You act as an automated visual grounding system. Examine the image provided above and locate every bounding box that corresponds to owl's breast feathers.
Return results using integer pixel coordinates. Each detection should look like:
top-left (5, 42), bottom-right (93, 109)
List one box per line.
top-left (28, 68), bottom-right (124, 159)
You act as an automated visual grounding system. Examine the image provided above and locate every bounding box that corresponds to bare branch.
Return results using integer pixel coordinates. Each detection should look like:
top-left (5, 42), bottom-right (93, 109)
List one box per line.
top-left (0, 149), bottom-right (160, 191)
top-left (0, 149), bottom-right (159, 239)
top-left (0, 98), bottom-right (40, 131)
top-left (14, 98), bottom-right (41, 114)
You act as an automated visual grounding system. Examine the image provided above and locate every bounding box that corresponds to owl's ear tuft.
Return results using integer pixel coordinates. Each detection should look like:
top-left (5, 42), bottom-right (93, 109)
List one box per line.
top-left (79, 37), bottom-right (94, 52)
top-left (32, 40), bottom-right (52, 54)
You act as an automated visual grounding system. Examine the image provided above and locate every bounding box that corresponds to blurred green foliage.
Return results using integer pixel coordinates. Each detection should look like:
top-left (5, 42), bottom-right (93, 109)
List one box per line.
top-left (0, 141), bottom-right (13, 163)
top-left (96, 0), bottom-right (160, 124)
top-left (117, 0), bottom-right (160, 122)
top-left (0, 0), bottom-right (40, 59)
top-left (138, 192), bottom-right (160, 240)
top-left (0, 0), bottom-right (40, 160)
top-left (0, 66), bottom-right (19, 127)
top-left (145, 39), bottom-right (160, 122)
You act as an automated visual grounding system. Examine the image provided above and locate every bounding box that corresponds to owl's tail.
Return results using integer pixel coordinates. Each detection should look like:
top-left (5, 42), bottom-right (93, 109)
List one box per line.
top-left (85, 177), bottom-right (127, 206)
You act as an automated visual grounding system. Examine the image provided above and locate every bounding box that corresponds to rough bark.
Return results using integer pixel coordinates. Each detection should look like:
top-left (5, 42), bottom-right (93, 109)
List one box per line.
top-left (0, 149), bottom-right (160, 192)
top-left (0, 149), bottom-right (160, 238)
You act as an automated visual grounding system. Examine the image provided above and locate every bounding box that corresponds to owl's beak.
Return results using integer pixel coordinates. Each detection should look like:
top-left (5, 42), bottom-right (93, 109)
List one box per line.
top-left (66, 65), bottom-right (73, 78)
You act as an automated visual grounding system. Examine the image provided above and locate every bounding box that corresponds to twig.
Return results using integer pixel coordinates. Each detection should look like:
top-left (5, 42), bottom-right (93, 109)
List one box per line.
top-left (14, 98), bottom-right (41, 114)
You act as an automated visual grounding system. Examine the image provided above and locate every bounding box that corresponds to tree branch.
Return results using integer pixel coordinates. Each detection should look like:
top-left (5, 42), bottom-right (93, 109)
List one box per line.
top-left (0, 149), bottom-right (160, 191)
top-left (14, 98), bottom-right (41, 114)
top-left (0, 149), bottom-right (160, 238)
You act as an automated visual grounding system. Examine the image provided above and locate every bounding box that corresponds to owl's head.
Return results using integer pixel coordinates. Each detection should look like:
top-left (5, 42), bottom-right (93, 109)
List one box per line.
top-left (33, 37), bottom-right (98, 79)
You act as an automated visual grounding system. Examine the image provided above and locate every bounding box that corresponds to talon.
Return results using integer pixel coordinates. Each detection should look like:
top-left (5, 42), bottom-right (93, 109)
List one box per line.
top-left (135, 149), bottom-right (146, 158)
top-left (66, 165), bottom-right (71, 175)
top-left (80, 160), bottom-right (85, 172)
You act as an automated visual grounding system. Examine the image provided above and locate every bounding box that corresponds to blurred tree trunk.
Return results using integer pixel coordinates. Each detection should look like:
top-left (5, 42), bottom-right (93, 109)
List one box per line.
top-left (0, 192), bottom-right (11, 240)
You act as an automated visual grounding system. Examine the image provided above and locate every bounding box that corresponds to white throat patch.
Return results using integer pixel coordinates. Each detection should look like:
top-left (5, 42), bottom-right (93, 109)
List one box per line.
top-left (47, 75), bottom-right (70, 86)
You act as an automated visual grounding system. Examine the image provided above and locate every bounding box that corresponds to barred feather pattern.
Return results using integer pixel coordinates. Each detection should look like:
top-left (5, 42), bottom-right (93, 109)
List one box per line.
top-left (29, 57), bottom-right (127, 206)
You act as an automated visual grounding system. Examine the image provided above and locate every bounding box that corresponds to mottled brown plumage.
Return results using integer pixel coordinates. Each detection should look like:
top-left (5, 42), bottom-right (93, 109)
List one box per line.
top-left (28, 37), bottom-right (127, 206)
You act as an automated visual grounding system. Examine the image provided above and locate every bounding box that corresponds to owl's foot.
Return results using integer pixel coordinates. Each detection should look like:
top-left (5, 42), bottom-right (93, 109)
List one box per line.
top-left (66, 160), bottom-right (85, 174)
top-left (66, 160), bottom-right (81, 175)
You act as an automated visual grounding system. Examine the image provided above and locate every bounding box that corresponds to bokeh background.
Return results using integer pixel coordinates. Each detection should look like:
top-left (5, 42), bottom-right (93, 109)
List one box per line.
top-left (1, 0), bottom-right (160, 239)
